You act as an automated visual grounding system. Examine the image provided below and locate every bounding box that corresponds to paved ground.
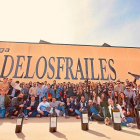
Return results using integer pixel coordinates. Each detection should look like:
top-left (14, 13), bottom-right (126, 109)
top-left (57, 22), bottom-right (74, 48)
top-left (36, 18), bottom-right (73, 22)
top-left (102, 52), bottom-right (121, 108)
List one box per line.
top-left (0, 117), bottom-right (140, 140)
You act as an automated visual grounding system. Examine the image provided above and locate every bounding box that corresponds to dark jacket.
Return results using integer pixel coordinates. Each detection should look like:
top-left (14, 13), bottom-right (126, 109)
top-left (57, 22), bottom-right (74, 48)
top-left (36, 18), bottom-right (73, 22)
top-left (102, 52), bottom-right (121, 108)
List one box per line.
top-left (4, 94), bottom-right (11, 109)
top-left (67, 87), bottom-right (74, 98)
top-left (119, 97), bottom-right (131, 112)
top-left (24, 101), bottom-right (38, 112)
top-left (11, 97), bottom-right (23, 110)
top-left (67, 101), bottom-right (76, 112)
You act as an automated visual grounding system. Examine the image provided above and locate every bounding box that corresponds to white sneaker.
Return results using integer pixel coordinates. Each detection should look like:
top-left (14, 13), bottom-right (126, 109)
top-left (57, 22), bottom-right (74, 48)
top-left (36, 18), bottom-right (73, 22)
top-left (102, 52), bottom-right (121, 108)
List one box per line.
top-left (63, 113), bottom-right (65, 117)
top-left (129, 123), bottom-right (135, 128)
top-left (126, 123), bottom-right (134, 128)
top-left (25, 115), bottom-right (28, 120)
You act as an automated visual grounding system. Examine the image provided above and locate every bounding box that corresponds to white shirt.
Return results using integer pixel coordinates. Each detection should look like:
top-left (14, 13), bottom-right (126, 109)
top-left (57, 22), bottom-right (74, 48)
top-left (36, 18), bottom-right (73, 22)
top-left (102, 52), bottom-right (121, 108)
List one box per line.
top-left (108, 104), bottom-right (125, 119)
top-left (37, 101), bottom-right (50, 112)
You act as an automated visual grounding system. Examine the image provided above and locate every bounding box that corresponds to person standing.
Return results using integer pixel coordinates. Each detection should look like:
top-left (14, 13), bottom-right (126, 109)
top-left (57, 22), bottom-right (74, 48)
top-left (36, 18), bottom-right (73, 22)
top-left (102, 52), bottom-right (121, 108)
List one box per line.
top-left (36, 83), bottom-right (45, 103)
top-left (21, 83), bottom-right (30, 101)
top-left (0, 77), bottom-right (9, 94)
top-left (29, 82), bottom-right (37, 98)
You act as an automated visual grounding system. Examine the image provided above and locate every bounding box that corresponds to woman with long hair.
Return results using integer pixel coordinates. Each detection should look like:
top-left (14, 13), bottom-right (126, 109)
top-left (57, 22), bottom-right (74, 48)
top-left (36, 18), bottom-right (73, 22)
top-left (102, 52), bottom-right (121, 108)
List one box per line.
top-left (93, 91), bottom-right (101, 105)
top-left (119, 92), bottom-right (132, 117)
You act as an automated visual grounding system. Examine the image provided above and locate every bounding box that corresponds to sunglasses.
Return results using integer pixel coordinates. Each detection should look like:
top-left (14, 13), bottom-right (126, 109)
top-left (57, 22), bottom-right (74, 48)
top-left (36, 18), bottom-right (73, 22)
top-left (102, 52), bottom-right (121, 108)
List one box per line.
top-left (126, 88), bottom-right (130, 89)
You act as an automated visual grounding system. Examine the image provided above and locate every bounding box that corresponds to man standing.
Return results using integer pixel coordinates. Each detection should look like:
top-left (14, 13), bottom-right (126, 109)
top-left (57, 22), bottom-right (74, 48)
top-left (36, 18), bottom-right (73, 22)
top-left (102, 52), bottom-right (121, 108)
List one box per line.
top-left (124, 85), bottom-right (136, 106)
top-left (0, 77), bottom-right (9, 94)
top-left (21, 83), bottom-right (30, 101)
top-left (7, 79), bottom-right (13, 96)
top-left (42, 81), bottom-right (48, 89)
top-left (36, 83), bottom-right (44, 103)
top-left (114, 80), bottom-right (125, 93)
top-left (29, 82), bottom-right (37, 97)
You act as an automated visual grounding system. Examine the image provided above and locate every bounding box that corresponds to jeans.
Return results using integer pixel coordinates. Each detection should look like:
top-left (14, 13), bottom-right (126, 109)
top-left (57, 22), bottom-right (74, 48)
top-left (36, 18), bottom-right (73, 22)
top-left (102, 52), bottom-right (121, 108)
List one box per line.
top-left (39, 98), bottom-right (42, 103)
top-left (6, 107), bottom-right (18, 117)
top-left (91, 113), bottom-right (104, 121)
top-left (121, 117), bottom-right (134, 126)
top-left (58, 106), bottom-right (65, 114)
top-left (75, 109), bottom-right (81, 116)
top-left (24, 109), bottom-right (37, 117)
top-left (0, 108), bottom-right (6, 118)
top-left (38, 111), bottom-right (49, 116)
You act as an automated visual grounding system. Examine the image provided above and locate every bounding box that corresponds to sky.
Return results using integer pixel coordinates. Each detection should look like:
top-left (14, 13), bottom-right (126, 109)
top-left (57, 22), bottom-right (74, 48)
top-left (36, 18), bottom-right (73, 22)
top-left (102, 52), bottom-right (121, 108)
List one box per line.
top-left (0, 0), bottom-right (140, 47)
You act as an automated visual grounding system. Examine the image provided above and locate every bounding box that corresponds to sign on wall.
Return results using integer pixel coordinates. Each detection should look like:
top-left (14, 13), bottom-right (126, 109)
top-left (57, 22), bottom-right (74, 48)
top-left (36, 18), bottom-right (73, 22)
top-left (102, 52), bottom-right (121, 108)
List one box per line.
top-left (0, 42), bottom-right (139, 83)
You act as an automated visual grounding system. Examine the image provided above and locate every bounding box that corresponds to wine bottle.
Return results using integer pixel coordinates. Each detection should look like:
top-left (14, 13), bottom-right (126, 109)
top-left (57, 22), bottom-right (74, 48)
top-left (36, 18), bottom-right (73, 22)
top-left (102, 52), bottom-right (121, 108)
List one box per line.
top-left (135, 99), bottom-right (140, 129)
top-left (15, 107), bottom-right (24, 133)
top-left (111, 98), bottom-right (122, 130)
top-left (81, 103), bottom-right (89, 130)
top-left (50, 107), bottom-right (57, 132)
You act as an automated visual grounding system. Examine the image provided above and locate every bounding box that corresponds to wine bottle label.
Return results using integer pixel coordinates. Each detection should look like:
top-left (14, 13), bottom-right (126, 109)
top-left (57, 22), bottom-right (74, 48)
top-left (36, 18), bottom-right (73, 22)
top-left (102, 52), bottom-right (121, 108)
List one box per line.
top-left (82, 114), bottom-right (88, 123)
top-left (16, 118), bottom-right (22, 125)
top-left (113, 112), bottom-right (121, 123)
top-left (51, 117), bottom-right (56, 127)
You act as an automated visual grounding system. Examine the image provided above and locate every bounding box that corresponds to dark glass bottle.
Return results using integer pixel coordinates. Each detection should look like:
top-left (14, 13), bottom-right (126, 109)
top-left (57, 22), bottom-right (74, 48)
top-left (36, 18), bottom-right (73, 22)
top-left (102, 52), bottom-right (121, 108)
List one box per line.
top-left (111, 98), bottom-right (122, 130)
top-left (135, 99), bottom-right (140, 129)
top-left (50, 107), bottom-right (57, 132)
top-left (15, 107), bottom-right (24, 133)
top-left (81, 103), bottom-right (89, 130)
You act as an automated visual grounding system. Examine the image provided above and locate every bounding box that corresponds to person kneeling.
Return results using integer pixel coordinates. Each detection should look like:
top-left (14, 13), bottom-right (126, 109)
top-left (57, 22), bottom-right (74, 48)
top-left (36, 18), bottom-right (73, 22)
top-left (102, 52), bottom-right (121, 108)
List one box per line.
top-left (37, 96), bottom-right (50, 118)
top-left (0, 88), bottom-right (11, 118)
top-left (6, 93), bottom-right (24, 119)
top-left (24, 95), bottom-right (38, 120)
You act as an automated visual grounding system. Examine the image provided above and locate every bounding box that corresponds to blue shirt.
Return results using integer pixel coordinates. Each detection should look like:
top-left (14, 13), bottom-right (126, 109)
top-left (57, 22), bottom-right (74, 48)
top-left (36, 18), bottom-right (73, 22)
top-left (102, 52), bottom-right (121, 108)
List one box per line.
top-left (90, 106), bottom-right (99, 115)
top-left (37, 87), bottom-right (45, 98)
top-left (0, 95), bottom-right (5, 109)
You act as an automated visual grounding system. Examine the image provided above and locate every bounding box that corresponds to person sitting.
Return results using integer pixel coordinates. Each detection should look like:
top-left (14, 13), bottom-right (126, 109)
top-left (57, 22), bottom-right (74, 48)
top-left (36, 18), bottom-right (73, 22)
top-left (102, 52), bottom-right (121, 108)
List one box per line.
top-left (37, 96), bottom-right (50, 118)
top-left (24, 95), bottom-right (38, 120)
top-left (0, 88), bottom-right (11, 118)
top-left (88, 100), bottom-right (104, 121)
top-left (67, 96), bottom-right (76, 116)
top-left (50, 97), bottom-right (66, 117)
top-left (108, 98), bottom-right (134, 127)
top-left (75, 96), bottom-right (88, 119)
top-left (7, 93), bottom-right (24, 119)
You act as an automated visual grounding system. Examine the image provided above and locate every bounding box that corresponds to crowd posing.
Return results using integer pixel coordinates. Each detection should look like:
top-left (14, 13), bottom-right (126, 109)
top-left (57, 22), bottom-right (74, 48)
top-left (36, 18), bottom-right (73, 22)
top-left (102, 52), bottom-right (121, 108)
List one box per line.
top-left (0, 77), bottom-right (140, 128)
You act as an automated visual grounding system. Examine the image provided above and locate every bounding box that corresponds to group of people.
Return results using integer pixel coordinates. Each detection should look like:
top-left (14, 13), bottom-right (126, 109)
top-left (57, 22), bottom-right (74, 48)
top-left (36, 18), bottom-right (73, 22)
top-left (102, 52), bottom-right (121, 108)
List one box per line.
top-left (0, 77), bottom-right (140, 128)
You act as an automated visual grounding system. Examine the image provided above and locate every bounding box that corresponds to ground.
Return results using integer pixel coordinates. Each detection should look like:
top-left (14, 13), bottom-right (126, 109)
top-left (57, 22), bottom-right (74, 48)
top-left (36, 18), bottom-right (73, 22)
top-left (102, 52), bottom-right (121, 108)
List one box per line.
top-left (0, 117), bottom-right (140, 140)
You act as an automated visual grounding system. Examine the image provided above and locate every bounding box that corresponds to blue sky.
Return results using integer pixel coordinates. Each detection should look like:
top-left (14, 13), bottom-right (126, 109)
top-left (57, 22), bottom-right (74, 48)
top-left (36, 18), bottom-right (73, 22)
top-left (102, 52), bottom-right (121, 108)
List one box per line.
top-left (0, 0), bottom-right (140, 47)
